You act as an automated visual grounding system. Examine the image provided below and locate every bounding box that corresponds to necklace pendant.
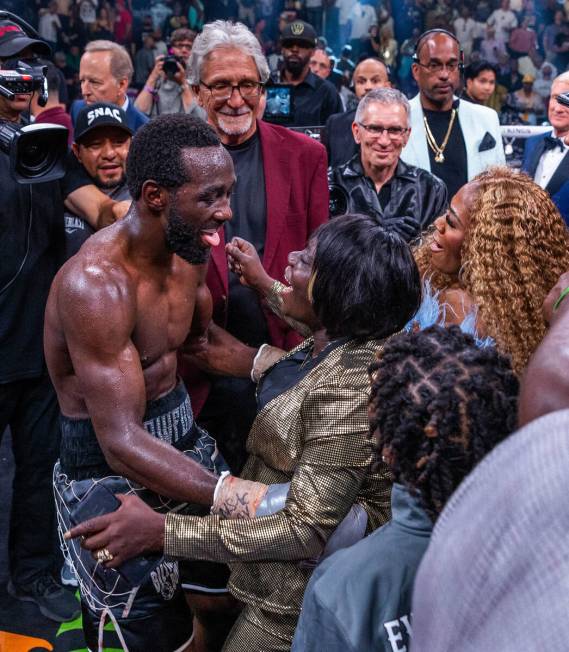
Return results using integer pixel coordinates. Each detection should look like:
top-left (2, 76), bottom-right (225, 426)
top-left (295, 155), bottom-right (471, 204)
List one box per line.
top-left (435, 152), bottom-right (445, 163)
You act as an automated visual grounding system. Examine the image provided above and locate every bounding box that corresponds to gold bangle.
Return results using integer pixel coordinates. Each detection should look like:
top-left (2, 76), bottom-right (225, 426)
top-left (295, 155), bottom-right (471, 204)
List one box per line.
top-left (266, 280), bottom-right (287, 316)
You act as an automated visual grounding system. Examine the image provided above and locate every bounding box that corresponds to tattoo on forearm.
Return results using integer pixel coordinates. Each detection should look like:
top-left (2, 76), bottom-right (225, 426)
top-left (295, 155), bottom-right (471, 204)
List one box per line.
top-left (218, 492), bottom-right (253, 519)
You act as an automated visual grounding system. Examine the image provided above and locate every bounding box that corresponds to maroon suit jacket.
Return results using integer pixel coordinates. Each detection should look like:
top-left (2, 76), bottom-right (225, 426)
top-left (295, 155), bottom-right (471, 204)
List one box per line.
top-left (181, 119), bottom-right (329, 415)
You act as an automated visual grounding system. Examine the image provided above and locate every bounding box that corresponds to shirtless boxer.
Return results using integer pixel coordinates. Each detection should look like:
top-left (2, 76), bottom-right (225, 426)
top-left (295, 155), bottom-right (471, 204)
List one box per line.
top-left (44, 114), bottom-right (260, 651)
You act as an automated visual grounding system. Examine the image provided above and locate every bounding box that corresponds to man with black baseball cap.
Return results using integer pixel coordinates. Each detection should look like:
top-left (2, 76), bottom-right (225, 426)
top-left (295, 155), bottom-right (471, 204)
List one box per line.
top-left (65, 102), bottom-right (133, 259)
top-left (271, 19), bottom-right (343, 126)
top-left (0, 19), bottom-right (51, 57)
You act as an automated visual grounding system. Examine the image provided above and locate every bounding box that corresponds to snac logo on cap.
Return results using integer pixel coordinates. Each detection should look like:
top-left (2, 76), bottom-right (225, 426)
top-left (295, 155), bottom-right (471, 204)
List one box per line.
top-left (86, 106), bottom-right (123, 126)
top-left (290, 22), bottom-right (305, 36)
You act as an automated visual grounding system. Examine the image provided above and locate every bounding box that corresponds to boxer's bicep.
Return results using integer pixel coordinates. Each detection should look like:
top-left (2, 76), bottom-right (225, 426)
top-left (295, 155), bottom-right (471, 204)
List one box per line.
top-left (58, 267), bottom-right (146, 450)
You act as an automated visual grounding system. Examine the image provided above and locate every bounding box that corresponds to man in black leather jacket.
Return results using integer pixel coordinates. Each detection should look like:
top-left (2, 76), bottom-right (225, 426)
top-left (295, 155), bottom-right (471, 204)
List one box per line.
top-left (328, 88), bottom-right (447, 241)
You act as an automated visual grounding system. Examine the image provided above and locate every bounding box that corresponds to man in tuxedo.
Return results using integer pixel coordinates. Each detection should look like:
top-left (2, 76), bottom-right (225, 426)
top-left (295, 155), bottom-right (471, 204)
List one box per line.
top-left (522, 72), bottom-right (569, 223)
top-left (401, 30), bottom-right (505, 199)
top-left (325, 57), bottom-right (390, 167)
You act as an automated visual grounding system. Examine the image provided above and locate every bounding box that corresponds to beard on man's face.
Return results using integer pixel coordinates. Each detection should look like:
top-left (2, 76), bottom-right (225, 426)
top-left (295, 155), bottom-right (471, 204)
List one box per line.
top-left (95, 171), bottom-right (127, 191)
top-left (284, 52), bottom-right (310, 77)
top-left (165, 198), bottom-right (209, 265)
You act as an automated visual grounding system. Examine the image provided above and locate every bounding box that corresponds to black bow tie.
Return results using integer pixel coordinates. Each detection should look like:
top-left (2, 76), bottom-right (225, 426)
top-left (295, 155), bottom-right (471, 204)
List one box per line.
top-left (544, 135), bottom-right (564, 152)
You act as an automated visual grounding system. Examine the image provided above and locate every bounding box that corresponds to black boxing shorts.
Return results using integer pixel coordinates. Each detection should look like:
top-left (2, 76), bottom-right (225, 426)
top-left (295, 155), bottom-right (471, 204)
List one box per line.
top-left (54, 380), bottom-right (230, 651)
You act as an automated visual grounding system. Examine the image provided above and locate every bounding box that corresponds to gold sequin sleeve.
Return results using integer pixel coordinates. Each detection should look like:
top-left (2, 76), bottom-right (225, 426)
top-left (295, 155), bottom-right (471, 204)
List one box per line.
top-left (265, 280), bottom-right (312, 338)
top-left (164, 365), bottom-right (374, 563)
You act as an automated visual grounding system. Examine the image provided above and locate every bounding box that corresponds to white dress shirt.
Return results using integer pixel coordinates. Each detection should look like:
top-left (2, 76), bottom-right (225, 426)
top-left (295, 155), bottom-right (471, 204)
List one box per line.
top-left (534, 134), bottom-right (569, 189)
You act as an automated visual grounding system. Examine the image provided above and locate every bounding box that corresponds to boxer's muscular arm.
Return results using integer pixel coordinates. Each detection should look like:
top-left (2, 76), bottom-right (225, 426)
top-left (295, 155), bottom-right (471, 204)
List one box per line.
top-left (57, 265), bottom-right (217, 505)
top-left (184, 270), bottom-right (258, 376)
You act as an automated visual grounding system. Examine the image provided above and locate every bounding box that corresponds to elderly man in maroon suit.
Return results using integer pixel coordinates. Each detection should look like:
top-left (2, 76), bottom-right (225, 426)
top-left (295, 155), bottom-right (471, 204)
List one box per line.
top-left (180, 20), bottom-right (329, 472)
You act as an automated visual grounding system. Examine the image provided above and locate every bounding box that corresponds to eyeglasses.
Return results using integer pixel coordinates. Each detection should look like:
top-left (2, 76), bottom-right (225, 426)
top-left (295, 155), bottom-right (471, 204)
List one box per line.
top-left (357, 123), bottom-right (409, 139)
top-left (415, 61), bottom-right (460, 74)
top-left (200, 80), bottom-right (265, 101)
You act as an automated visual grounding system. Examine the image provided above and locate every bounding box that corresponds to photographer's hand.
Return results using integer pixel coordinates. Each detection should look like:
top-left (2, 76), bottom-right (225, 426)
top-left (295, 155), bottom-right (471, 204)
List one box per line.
top-left (173, 60), bottom-right (186, 86)
top-left (134, 56), bottom-right (165, 115)
top-left (147, 55), bottom-right (165, 87)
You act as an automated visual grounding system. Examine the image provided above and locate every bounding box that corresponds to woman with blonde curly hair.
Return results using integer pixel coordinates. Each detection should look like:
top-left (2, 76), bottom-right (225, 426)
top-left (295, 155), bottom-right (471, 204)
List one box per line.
top-left (413, 166), bottom-right (569, 374)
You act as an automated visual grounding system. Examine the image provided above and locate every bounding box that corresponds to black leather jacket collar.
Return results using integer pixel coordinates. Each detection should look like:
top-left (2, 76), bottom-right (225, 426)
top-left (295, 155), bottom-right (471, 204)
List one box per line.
top-left (340, 155), bottom-right (418, 184)
top-left (328, 153), bottom-right (448, 240)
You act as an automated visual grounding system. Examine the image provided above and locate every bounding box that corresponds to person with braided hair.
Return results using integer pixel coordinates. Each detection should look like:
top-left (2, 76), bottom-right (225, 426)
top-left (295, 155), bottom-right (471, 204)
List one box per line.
top-left (292, 325), bottom-right (519, 652)
top-left (413, 166), bottom-right (569, 374)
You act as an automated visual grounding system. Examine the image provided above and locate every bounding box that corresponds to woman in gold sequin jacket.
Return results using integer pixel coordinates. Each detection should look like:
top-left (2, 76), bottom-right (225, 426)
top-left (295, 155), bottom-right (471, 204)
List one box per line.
top-left (67, 214), bottom-right (422, 651)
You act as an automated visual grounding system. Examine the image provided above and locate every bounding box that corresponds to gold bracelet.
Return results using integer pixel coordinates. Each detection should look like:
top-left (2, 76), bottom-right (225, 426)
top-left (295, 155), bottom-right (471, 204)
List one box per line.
top-left (266, 280), bottom-right (287, 316)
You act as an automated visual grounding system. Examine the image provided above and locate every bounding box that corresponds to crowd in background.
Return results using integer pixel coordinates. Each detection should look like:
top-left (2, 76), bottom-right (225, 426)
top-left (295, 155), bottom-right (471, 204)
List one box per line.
top-left (14, 0), bottom-right (569, 125)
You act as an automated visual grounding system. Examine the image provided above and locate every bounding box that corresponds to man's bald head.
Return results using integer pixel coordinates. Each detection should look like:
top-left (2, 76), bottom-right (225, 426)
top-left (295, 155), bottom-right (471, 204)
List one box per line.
top-left (412, 32), bottom-right (461, 110)
top-left (352, 58), bottom-right (390, 99)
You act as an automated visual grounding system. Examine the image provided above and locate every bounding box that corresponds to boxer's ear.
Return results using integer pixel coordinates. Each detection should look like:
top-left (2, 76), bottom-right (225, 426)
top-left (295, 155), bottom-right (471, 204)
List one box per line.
top-left (141, 179), bottom-right (169, 213)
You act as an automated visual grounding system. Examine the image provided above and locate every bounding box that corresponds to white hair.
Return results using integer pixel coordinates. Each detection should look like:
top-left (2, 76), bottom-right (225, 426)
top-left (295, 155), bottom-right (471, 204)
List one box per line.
top-left (188, 20), bottom-right (270, 85)
top-left (553, 71), bottom-right (569, 87)
top-left (355, 87), bottom-right (410, 124)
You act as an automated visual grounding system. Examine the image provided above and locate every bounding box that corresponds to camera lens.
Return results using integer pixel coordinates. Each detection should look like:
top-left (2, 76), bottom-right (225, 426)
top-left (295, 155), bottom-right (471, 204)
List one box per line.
top-left (17, 131), bottom-right (58, 177)
top-left (3, 123), bottom-right (69, 184)
top-left (163, 56), bottom-right (179, 79)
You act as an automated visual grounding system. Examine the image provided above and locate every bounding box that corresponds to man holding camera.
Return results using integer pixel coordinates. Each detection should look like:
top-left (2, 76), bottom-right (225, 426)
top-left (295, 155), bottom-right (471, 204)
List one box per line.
top-left (0, 18), bottom-right (127, 623)
top-left (135, 28), bottom-right (205, 118)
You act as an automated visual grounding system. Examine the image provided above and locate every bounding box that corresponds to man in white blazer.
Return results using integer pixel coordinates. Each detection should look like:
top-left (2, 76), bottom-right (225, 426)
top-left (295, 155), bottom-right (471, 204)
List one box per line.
top-left (401, 29), bottom-right (505, 199)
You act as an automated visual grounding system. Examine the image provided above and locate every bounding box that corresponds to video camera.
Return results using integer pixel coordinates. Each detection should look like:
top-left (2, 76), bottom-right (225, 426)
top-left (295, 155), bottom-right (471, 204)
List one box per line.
top-left (162, 54), bottom-right (186, 81)
top-left (0, 11), bottom-right (68, 183)
top-left (0, 58), bottom-right (48, 106)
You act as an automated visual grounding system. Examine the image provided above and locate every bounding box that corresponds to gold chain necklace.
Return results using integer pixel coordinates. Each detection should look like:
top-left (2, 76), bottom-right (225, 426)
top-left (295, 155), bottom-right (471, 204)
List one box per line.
top-left (423, 108), bottom-right (457, 164)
